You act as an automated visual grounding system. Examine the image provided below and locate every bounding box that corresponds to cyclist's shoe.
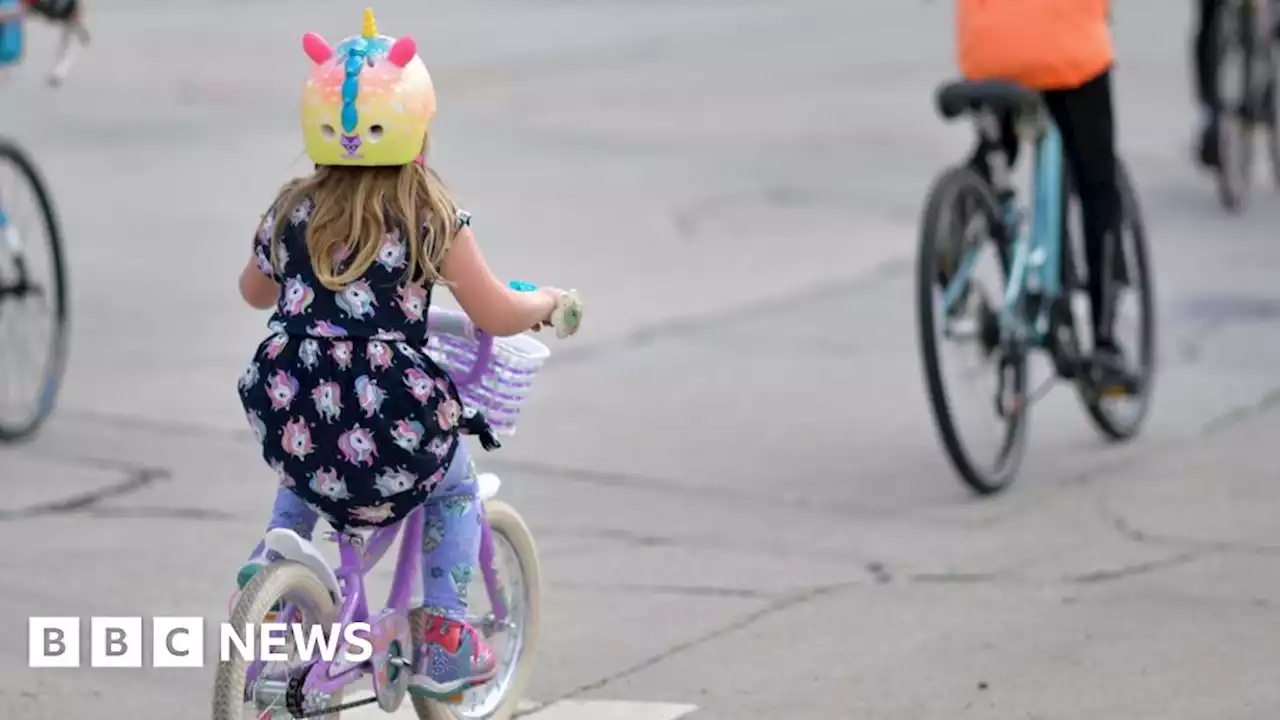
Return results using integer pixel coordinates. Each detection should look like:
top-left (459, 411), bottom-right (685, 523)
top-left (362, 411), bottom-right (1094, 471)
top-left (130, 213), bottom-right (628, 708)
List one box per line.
top-left (1086, 342), bottom-right (1142, 397)
top-left (229, 557), bottom-right (285, 616)
top-left (408, 613), bottom-right (498, 699)
top-left (237, 560), bottom-right (267, 590)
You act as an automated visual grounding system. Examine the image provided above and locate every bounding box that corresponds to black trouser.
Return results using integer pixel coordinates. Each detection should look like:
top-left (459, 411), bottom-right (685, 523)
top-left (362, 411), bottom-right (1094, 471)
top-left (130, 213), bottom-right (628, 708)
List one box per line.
top-left (1194, 0), bottom-right (1222, 113)
top-left (970, 68), bottom-right (1122, 345)
top-left (26, 0), bottom-right (78, 22)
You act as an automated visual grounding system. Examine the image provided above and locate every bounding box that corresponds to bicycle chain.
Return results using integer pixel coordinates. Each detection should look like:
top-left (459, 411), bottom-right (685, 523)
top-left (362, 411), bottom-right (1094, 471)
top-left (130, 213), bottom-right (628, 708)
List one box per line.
top-left (284, 670), bottom-right (378, 718)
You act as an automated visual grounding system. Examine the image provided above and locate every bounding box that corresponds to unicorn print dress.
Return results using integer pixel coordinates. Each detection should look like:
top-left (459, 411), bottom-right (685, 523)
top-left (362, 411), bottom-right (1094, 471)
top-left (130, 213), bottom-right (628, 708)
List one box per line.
top-left (238, 199), bottom-right (497, 530)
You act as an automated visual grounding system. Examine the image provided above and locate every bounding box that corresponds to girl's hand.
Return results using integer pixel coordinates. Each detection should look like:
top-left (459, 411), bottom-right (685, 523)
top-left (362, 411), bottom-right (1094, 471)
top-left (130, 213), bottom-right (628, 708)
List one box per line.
top-left (530, 286), bottom-right (567, 331)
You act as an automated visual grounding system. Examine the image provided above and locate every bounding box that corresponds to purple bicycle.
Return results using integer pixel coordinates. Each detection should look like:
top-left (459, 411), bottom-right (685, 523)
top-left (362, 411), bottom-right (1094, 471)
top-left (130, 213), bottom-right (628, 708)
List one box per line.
top-left (212, 295), bottom-right (583, 720)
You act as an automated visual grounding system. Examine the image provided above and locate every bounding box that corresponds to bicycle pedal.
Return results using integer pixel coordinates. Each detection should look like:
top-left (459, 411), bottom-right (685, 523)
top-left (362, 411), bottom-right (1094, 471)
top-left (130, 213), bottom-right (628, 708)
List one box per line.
top-left (444, 693), bottom-right (465, 705)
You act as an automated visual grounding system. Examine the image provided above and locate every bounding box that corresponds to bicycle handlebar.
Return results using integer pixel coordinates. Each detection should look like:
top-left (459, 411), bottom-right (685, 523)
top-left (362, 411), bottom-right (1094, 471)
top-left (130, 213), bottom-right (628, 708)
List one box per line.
top-left (425, 286), bottom-right (583, 389)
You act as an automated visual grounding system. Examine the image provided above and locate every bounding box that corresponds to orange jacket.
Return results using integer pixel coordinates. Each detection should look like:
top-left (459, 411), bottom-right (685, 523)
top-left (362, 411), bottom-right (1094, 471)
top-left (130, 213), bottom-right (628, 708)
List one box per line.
top-left (956, 0), bottom-right (1113, 91)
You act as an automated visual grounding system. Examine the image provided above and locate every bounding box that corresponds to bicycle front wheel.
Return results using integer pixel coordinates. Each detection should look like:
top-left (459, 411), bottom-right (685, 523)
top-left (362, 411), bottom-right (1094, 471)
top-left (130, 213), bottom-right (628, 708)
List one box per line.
top-left (413, 499), bottom-right (541, 720)
top-left (0, 139), bottom-right (68, 442)
top-left (916, 165), bottom-right (1028, 495)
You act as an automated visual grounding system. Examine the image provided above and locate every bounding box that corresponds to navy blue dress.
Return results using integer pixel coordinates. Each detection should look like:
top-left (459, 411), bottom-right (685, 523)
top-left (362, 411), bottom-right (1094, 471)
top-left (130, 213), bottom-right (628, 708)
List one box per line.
top-left (238, 197), bottom-right (497, 531)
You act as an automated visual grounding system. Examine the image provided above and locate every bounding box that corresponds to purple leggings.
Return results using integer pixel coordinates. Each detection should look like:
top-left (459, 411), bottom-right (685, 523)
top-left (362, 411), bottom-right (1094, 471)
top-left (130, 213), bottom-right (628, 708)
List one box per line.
top-left (247, 443), bottom-right (481, 620)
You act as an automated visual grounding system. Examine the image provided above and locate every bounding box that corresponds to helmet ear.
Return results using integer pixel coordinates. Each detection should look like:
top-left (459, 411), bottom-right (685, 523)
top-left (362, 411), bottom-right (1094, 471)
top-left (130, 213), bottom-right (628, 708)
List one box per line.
top-left (387, 36), bottom-right (416, 67)
top-left (303, 33), bottom-right (334, 64)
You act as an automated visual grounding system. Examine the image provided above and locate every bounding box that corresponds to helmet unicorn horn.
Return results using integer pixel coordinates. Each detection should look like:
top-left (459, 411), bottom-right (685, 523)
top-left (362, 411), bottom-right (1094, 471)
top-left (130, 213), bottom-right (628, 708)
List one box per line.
top-left (299, 8), bottom-right (436, 167)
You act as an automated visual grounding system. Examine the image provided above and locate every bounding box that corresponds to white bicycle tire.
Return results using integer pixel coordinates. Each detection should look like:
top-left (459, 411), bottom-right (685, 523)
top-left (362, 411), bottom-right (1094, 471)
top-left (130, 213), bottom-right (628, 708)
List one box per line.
top-left (412, 500), bottom-right (542, 720)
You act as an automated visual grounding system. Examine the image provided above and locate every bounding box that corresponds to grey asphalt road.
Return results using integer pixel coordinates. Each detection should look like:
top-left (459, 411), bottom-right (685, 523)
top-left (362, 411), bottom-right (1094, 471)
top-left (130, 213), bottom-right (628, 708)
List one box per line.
top-left (2, 0), bottom-right (1279, 718)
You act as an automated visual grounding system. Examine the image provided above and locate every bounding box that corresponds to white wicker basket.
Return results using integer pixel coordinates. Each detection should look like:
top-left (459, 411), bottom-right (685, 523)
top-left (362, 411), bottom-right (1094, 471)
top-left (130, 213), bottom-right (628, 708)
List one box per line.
top-left (424, 330), bottom-right (551, 435)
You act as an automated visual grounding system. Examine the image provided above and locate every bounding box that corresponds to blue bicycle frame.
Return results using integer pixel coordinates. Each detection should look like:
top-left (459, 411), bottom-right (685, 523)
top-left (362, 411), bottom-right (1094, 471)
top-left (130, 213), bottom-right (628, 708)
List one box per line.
top-left (941, 112), bottom-right (1065, 351)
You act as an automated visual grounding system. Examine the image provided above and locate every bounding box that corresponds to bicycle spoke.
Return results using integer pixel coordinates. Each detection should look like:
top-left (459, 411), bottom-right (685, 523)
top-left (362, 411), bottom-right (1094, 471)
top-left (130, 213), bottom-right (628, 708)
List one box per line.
top-left (0, 318), bottom-right (33, 423)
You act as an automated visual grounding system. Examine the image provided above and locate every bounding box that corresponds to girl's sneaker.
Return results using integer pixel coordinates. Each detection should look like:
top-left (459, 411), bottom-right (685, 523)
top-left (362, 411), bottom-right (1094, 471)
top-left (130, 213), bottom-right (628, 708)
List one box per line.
top-left (408, 614), bottom-right (498, 698)
top-left (229, 558), bottom-right (284, 616)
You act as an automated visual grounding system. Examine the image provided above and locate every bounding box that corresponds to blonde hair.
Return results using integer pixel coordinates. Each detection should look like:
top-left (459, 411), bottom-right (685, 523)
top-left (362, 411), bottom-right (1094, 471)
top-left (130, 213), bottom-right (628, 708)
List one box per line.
top-left (267, 147), bottom-right (458, 291)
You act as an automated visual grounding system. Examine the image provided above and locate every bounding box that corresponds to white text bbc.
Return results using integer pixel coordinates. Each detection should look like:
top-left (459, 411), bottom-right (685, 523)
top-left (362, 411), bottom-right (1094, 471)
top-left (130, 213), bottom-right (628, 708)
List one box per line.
top-left (28, 617), bottom-right (374, 668)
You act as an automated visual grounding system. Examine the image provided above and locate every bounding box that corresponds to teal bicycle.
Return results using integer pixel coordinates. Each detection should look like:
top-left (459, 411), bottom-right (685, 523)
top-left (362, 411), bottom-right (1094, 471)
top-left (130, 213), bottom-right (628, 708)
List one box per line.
top-left (916, 80), bottom-right (1156, 495)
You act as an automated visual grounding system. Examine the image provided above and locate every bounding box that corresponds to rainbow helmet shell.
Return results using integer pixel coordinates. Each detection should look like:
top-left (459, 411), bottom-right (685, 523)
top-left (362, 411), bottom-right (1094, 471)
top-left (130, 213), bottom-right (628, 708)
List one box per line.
top-left (300, 9), bottom-right (436, 167)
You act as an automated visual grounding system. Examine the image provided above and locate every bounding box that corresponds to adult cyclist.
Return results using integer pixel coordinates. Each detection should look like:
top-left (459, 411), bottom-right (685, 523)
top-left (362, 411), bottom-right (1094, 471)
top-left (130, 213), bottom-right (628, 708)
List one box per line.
top-left (956, 0), bottom-right (1140, 395)
top-left (0, 0), bottom-right (88, 85)
top-left (1193, 0), bottom-right (1280, 168)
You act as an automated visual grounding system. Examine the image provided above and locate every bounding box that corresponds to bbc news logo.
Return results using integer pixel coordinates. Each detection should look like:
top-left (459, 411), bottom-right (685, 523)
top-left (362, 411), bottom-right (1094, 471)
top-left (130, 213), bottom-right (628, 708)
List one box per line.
top-left (28, 617), bottom-right (374, 668)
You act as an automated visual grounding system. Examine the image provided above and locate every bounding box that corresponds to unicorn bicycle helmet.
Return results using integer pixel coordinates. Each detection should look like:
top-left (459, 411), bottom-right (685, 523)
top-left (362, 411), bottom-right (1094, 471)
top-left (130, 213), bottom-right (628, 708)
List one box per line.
top-left (300, 8), bottom-right (436, 167)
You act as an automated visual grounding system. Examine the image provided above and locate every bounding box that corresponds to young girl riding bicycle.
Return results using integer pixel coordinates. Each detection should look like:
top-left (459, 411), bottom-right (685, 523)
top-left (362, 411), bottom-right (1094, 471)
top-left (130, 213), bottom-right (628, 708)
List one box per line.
top-left (235, 8), bottom-right (570, 699)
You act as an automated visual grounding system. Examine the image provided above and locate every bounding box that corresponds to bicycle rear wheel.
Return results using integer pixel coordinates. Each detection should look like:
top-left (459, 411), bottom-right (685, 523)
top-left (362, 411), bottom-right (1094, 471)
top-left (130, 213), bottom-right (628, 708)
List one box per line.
top-left (916, 165), bottom-right (1028, 495)
top-left (412, 500), bottom-right (541, 720)
top-left (0, 139), bottom-right (68, 442)
top-left (1077, 161), bottom-right (1156, 441)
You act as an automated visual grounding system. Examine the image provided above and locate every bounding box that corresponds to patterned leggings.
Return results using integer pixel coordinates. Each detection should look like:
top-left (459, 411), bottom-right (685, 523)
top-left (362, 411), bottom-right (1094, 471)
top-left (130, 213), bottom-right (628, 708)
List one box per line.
top-left (247, 443), bottom-right (481, 620)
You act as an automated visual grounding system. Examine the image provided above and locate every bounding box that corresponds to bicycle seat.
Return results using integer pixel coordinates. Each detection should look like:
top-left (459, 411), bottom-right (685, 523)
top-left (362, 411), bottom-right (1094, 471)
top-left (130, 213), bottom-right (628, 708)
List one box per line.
top-left (935, 79), bottom-right (1041, 121)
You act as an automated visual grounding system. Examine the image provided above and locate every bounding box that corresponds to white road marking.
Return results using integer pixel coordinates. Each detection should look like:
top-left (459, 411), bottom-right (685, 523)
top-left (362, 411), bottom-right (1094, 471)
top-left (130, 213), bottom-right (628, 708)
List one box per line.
top-left (340, 698), bottom-right (697, 719)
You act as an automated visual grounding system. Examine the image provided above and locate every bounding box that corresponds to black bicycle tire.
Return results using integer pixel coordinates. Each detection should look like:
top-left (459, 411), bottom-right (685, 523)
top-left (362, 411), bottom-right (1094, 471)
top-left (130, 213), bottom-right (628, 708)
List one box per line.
top-left (0, 138), bottom-right (69, 442)
top-left (1267, 35), bottom-right (1280, 186)
top-left (916, 165), bottom-right (1028, 496)
top-left (1215, 0), bottom-right (1256, 212)
top-left (1078, 160), bottom-right (1157, 441)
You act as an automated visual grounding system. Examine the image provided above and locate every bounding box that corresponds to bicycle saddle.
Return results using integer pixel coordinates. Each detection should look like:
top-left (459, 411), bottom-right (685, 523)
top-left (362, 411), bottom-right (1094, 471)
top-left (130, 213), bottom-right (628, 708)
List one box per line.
top-left (935, 79), bottom-right (1041, 121)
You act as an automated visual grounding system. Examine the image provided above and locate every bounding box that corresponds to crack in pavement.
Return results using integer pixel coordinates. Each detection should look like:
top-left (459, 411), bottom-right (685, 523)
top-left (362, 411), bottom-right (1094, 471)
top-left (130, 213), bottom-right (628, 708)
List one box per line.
top-left (82, 506), bottom-right (238, 521)
top-left (0, 466), bottom-right (167, 521)
top-left (910, 572), bottom-right (1005, 584)
top-left (1064, 550), bottom-right (1207, 585)
top-left (550, 580), bottom-right (860, 702)
top-left (550, 257), bottom-right (912, 367)
top-left (1199, 383), bottom-right (1280, 437)
top-left (0, 452), bottom-right (170, 522)
top-left (1089, 381), bottom-right (1280, 559)
top-left (534, 525), bottom-right (880, 566)
top-left (1100, 496), bottom-right (1280, 559)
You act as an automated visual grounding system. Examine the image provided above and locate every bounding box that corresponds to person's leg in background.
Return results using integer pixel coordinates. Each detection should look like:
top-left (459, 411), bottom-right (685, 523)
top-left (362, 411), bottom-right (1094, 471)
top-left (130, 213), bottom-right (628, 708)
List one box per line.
top-left (1041, 68), bottom-right (1140, 392)
top-left (1194, 0), bottom-right (1222, 167)
top-left (412, 440), bottom-right (497, 697)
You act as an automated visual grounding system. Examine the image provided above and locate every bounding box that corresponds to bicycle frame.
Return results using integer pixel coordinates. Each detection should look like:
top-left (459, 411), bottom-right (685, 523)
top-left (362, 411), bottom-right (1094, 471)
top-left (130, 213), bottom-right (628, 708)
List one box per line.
top-left (940, 108), bottom-right (1065, 350)
top-left (244, 462), bottom-right (513, 701)
top-left (999, 119), bottom-right (1064, 347)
